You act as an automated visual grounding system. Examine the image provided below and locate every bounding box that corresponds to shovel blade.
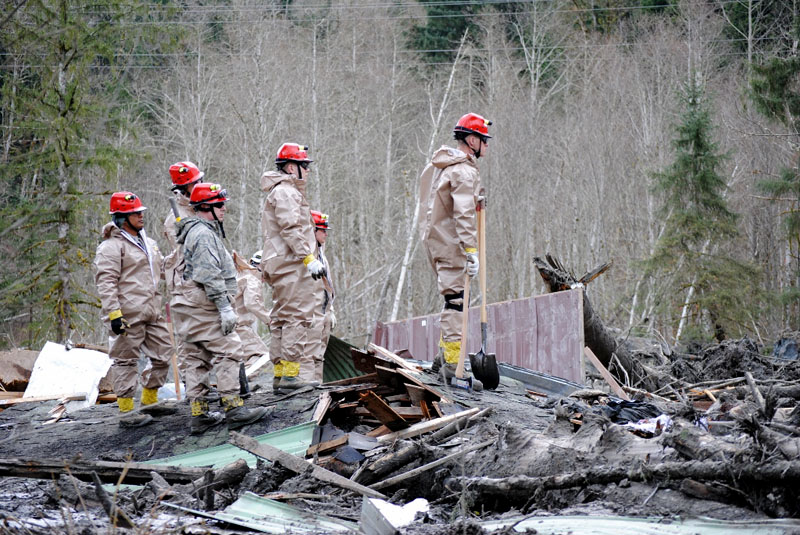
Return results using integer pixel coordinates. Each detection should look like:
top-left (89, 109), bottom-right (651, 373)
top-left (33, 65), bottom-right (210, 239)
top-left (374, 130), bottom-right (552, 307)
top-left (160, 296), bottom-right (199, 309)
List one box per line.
top-left (469, 349), bottom-right (500, 390)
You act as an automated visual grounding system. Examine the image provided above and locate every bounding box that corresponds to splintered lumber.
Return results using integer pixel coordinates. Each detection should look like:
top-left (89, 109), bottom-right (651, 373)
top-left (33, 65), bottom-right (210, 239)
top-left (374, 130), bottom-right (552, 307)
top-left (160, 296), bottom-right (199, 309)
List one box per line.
top-left (354, 406), bottom-right (424, 420)
top-left (584, 347), bottom-right (630, 401)
top-left (313, 391), bottom-right (332, 424)
top-left (367, 344), bottom-right (421, 373)
top-left (0, 392), bottom-right (24, 400)
top-left (395, 368), bottom-right (450, 404)
top-left (229, 431), bottom-right (386, 499)
top-left (354, 442), bottom-right (421, 484)
top-left (745, 371), bottom-right (767, 415)
top-left (376, 407), bottom-right (480, 443)
top-left (445, 460), bottom-right (800, 500)
top-left (323, 373), bottom-right (379, 387)
top-left (306, 435), bottom-right (349, 457)
top-left (0, 393), bottom-right (86, 407)
top-left (370, 438), bottom-right (495, 491)
top-left (0, 458), bottom-right (207, 485)
top-left (358, 391), bottom-right (408, 430)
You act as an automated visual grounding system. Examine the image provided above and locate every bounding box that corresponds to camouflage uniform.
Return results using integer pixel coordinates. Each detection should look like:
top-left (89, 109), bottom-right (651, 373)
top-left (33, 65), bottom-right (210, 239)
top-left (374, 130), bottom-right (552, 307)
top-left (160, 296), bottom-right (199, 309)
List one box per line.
top-left (171, 217), bottom-right (243, 403)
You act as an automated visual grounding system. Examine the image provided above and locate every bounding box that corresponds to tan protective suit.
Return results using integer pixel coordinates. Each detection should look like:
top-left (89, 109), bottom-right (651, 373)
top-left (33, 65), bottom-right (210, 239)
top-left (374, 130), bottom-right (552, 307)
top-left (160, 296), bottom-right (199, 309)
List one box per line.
top-left (171, 217), bottom-right (242, 401)
top-left (260, 170), bottom-right (317, 381)
top-left (308, 244), bottom-right (335, 382)
top-left (233, 268), bottom-right (270, 361)
top-left (419, 146), bottom-right (482, 362)
top-left (93, 223), bottom-right (171, 398)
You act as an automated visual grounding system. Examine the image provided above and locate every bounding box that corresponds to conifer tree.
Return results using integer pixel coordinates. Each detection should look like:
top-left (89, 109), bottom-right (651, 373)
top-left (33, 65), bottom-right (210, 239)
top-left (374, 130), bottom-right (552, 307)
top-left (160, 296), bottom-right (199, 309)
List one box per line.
top-left (749, 17), bottom-right (800, 327)
top-left (647, 76), bottom-right (760, 342)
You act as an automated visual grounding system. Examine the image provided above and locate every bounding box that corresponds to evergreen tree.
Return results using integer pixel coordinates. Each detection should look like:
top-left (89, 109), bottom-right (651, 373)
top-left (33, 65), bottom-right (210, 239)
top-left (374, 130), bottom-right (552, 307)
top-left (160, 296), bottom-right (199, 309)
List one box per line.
top-left (749, 17), bottom-right (800, 327)
top-left (407, 0), bottom-right (481, 65)
top-left (0, 0), bottom-right (176, 347)
top-left (647, 76), bottom-right (760, 342)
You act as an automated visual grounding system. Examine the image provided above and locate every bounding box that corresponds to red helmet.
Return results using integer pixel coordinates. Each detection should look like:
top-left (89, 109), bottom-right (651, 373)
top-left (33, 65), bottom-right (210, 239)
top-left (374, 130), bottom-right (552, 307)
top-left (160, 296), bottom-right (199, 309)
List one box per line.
top-left (109, 192), bottom-right (147, 214)
top-left (454, 113), bottom-right (492, 138)
top-left (189, 182), bottom-right (229, 205)
top-left (311, 210), bottom-right (330, 230)
top-left (275, 143), bottom-right (313, 165)
top-left (169, 161), bottom-right (204, 186)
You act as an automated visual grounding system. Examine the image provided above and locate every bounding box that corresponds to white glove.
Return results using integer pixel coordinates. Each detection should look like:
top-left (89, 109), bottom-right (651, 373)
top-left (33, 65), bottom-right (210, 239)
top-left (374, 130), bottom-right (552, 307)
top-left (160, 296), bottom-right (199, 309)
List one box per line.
top-left (307, 258), bottom-right (327, 280)
top-left (329, 310), bottom-right (337, 330)
top-left (219, 305), bottom-right (238, 336)
top-left (466, 252), bottom-right (479, 278)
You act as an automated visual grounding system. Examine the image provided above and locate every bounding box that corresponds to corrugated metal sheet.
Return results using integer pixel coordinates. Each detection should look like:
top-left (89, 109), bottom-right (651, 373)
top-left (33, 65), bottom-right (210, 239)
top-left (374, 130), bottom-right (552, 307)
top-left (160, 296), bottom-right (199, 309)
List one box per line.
top-left (373, 289), bottom-right (584, 383)
top-left (322, 334), bottom-right (360, 383)
top-left (164, 491), bottom-right (356, 533)
top-left (147, 420), bottom-right (316, 469)
top-left (480, 515), bottom-right (800, 534)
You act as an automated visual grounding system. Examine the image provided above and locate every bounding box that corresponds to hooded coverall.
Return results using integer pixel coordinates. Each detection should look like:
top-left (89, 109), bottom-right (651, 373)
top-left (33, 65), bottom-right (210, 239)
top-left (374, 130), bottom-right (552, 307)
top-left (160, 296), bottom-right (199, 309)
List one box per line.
top-left (233, 268), bottom-right (270, 362)
top-left (308, 243), bottom-right (335, 382)
top-left (93, 222), bottom-right (171, 399)
top-left (260, 170), bottom-right (317, 382)
top-left (419, 146), bottom-right (482, 366)
top-left (171, 217), bottom-right (243, 402)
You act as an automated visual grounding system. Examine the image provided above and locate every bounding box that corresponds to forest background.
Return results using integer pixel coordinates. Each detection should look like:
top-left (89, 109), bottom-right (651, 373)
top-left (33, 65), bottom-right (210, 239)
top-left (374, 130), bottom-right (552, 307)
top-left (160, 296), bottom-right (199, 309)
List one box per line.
top-left (1, 0), bottom-right (798, 352)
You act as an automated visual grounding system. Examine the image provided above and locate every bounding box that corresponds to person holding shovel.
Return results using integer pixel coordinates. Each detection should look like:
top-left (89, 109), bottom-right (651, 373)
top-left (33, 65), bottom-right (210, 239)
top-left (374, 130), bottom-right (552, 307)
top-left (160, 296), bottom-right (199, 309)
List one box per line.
top-left (94, 192), bottom-right (172, 427)
top-left (308, 210), bottom-right (336, 383)
top-left (419, 113), bottom-right (492, 390)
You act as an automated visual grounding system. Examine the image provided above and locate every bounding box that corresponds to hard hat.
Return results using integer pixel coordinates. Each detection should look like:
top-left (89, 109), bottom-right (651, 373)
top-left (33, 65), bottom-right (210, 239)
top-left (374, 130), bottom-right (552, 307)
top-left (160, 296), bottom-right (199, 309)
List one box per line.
top-left (310, 210), bottom-right (330, 230)
top-left (169, 161), bottom-right (204, 186)
top-left (250, 250), bottom-right (262, 266)
top-left (453, 113), bottom-right (492, 139)
top-left (275, 143), bottom-right (313, 165)
top-left (189, 182), bottom-right (229, 206)
top-left (109, 192), bottom-right (147, 215)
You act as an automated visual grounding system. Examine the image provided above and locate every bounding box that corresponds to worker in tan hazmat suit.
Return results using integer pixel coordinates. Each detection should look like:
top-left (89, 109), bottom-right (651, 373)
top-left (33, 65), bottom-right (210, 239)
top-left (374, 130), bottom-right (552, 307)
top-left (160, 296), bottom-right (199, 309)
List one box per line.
top-left (94, 192), bottom-right (171, 427)
top-left (419, 113), bottom-right (492, 390)
top-left (260, 143), bottom-right (326, 391)
top-left (308, 210), bottom-right (336, 383)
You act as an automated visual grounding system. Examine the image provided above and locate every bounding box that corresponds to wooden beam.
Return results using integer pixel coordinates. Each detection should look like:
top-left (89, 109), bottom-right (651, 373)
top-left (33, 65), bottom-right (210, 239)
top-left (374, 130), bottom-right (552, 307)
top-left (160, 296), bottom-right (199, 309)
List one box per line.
top-left (0, 393), bottom-right (87, 407)
top-left (583, 347), bottom-right (630, 401)
top-left (229, 431), bottom-right (386, 499)
top-left (359, 391), bottom-right (408, 430)
top-left (367, 344), bottom-right (421, 373)
top-left (323, 373), bottom-right (379, 387)
top-left (306, 435), bottom-right (349, 457)
top-left (312, 391), bottom-right (332, 425)
top-left (0, 458), bottom-right (207, 485)
top-left (376, 408), bottom-right (481, 443)
top-left (354, 406), bottom-right (424, 420)
top-left (395, 368), bottom-right (449, 403)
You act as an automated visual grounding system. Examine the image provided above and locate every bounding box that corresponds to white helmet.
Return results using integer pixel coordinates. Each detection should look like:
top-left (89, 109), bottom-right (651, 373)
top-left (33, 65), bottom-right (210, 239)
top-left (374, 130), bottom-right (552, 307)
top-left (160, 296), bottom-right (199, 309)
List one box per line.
top-left (250, 250), bottom-right (262, 267)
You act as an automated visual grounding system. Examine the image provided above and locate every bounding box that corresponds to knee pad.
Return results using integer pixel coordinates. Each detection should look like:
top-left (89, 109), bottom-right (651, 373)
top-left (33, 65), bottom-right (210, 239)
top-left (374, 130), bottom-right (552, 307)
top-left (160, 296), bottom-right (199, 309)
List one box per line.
top-left (444, 291), bottom-right (464, 312)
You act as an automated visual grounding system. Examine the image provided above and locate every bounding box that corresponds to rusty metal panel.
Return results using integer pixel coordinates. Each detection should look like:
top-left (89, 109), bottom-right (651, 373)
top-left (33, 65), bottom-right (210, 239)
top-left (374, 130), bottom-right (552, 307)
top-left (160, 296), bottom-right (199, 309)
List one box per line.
top-left (373, 289), bottom-right (584, 382)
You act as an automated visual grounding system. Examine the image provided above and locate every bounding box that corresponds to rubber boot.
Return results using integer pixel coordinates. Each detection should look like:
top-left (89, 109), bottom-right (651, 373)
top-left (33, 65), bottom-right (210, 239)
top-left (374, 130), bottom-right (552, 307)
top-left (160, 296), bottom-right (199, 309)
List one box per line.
top-left (222, 395), bottom-right (269, 430)
top-left (140, 387), bottom-right (158, 406)
top-left (431, 347), bottom-right (444, 373)
top-left (239, 363), bottom-right (251, 398)
top-left (272, 361), bottom-right (283, 393)
top-left (118, 397), bottom-right (153, 427)
top-left (277, 375), bottom-right (320, 392)
top-left (442, 363), bottom-right (484, 391)
top-left (205, 386), bottom-right (221, 404)
top-left (190, 400), bottom-right (225, 435)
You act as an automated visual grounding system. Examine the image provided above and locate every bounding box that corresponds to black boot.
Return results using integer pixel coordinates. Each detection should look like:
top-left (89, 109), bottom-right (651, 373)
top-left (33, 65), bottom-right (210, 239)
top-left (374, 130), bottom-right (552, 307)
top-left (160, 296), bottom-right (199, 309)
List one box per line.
top-left (190, 400), bottom-right (225, 435)
top-left (222, 396), bottom-right (270, 430)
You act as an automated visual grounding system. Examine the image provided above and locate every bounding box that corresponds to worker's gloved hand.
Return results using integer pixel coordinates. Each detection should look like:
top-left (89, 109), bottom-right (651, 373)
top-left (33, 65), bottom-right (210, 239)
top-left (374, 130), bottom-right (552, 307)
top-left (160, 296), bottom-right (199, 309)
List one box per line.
top-left (465, 250), bottom-right (479, 278)
top-left (304, 255), bottom-right (327, 280)
top-left (219, 305), bottom-right (238, 336)
top-left (329, 310), bottom-right (337, 330)
top-left (109, 310), bottom-right (128, 336)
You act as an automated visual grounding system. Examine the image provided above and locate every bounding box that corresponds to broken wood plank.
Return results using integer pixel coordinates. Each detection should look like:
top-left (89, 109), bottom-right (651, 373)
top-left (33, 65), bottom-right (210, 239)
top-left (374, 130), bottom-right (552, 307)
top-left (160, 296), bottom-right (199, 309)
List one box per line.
top-left (359, 391), bottom-right (408, 431)
top-left (354, 406), bottom-right (424, 420)
top-left (395, 368), bottom-right (449, 403)
top-left (526, 390), bottom-right (548, 398)
top-left (0, 458), bottom-right (207, 485)
top-left (367, 344), bottom-right (421, 373)
top-left (323, 372), bottom-right (379, 387)
top-left (376, 407), bottom-right (481, 444)
top-left (366, 425), bottom-right (391, 437)
top-left (584, 347), bottom-right (630, 401)
top-left (745, 371), bottom-right (766, 416)
top-left (351, 348), bottom-right (382, 375)
top-left (306, 435), bottom-right (349, 457)
top-left (312, 391), bottom-right (332, 425)
top-left (374, 365), bottom-right (404, 390)
top-left (261, 492), bottom-right (332, 501)
top-left (0, 393), bottom-right (87, 407)
top-left (370, 438), bottom-right (495, 490)
top-left (0, 392), bottom-right (24, 400)
top-left (385, 394), bottom-right (411, 403)
top-left (228, 431), bottom-right (386, 499)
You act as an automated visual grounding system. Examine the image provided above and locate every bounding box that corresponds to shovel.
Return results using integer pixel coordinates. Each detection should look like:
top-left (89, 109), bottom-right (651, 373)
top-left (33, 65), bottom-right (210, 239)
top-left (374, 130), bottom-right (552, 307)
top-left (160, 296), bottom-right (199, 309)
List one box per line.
top-left (469, 202), bottom-right (500, 390)
top-left (451, 272), bottom-right (479, 391)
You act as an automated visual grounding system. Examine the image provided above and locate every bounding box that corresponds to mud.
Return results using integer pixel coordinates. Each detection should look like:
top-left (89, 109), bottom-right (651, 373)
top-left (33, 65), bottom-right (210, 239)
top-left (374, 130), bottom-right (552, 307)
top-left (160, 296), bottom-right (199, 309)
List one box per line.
top-left (1, 339), bottom-right (799, 534)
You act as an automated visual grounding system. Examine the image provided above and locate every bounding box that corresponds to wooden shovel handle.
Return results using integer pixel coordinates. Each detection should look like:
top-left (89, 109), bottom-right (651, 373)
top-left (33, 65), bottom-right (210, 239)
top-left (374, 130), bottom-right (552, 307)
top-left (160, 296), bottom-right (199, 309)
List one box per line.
top-left (478, 204), bottom-right (487, 323)
top-left (456, 272), bottom-right (471, 379)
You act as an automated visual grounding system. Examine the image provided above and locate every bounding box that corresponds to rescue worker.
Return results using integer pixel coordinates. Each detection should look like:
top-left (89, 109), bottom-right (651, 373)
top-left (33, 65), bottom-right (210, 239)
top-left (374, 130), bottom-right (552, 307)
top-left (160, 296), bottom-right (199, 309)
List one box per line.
top-left (232, 250), bottom-right (271, 392)
top-left (419, 113), bottom-right (492, 390)
top-left (308, 210), bottom-right (336, 383)
top-left (260, 143), bottom-right (326, 391)
top-left (94, 192), bottom-right (172, 427)
top-left (171, 182), bottom-right (269, 434)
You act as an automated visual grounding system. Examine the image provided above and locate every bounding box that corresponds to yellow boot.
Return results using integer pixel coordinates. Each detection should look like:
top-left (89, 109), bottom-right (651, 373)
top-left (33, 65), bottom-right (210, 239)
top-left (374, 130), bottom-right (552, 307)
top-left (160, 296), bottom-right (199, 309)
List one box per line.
top-left (140, 387), bottom-right (158, 406)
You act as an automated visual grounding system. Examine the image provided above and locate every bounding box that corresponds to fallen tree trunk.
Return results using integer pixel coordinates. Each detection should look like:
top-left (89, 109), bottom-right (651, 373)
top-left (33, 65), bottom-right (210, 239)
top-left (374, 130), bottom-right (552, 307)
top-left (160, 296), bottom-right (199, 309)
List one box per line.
top-left (0, 457), bottom-right (207, 485)
top-left (533, 255), bottom-right (661, 392)
top-left (445, 459), bottom-right (800, 500)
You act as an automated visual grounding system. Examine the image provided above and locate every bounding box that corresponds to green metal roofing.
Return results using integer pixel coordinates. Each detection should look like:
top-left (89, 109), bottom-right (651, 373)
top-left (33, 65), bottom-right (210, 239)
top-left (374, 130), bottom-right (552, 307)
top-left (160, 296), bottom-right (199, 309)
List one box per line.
top-left (165, 491), bottom-right (356, 533)
top-left (323, 335), bottom-right (360, 383)
top-left (147, 420), bottom-right (316, 469)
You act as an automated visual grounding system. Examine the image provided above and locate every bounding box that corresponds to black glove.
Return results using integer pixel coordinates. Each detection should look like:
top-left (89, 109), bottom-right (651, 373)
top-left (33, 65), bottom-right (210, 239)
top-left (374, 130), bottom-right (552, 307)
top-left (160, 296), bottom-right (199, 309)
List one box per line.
top-left (111, 316), bottom-right (127, 335)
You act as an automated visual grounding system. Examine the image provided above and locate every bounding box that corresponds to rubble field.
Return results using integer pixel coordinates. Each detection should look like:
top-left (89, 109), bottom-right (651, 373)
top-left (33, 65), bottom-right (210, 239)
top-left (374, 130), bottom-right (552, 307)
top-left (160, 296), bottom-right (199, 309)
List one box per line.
top-left (2, 336), bottom-right (800, 534)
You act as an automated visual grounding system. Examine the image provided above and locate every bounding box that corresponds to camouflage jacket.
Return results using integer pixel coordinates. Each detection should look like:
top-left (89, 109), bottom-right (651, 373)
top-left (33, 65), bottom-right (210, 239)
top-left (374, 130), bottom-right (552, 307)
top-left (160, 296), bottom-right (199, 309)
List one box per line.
top-left (176, 216), bottom-right (237, 310)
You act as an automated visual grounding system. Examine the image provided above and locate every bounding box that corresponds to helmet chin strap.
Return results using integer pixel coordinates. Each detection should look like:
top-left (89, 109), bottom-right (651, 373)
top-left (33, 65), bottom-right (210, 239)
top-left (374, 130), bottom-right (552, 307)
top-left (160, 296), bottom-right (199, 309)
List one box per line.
top-left (472, 136), bottom-right (482, 159)
top-left (210, 207), bottom-right (226, 239)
